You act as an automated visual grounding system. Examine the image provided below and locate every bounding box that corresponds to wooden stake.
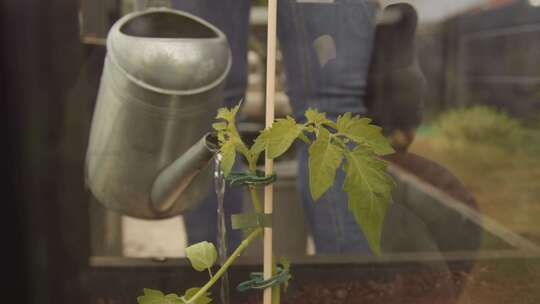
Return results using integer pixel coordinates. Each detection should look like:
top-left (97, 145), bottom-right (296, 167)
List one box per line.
top-left (264, 0), bottom-right (277, 303)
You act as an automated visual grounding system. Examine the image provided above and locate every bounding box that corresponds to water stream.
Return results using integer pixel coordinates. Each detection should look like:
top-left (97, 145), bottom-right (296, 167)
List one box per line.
top-left (214, 153), bottom-right (230, 304)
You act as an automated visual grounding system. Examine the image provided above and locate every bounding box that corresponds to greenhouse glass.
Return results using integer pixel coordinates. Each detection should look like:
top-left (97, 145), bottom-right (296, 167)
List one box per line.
top-left (4, 0), bottom-right (540, 303)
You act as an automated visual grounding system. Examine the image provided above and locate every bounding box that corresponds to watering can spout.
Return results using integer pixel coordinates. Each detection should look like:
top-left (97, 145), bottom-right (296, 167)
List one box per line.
top-left (150, 133), bottom-right (219, 214)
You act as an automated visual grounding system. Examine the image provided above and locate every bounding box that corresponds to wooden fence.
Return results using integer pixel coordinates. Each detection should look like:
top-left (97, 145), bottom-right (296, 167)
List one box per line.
top-left (417, 1), bottom-right (540, 120)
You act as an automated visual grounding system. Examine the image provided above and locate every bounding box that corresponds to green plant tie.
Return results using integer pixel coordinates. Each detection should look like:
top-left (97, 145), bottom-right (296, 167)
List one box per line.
top-left (231, 212), bottom-right (272, 230)
top-left (226, 170), bottom-right (277, 186)
top-left (236, 266), bottom-right (291, 292)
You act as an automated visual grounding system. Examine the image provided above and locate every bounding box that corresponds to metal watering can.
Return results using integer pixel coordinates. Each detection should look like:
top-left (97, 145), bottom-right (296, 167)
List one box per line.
top-left (85, 8), bottom-right (231, 219)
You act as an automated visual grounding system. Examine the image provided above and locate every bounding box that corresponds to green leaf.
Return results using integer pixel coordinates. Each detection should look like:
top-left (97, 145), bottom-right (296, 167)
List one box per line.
top-left (250, 129), bottom-right (267, 163)
top-left (137, 289), bottom-right (183, 304)
top-left (215, 103), bottom-right (255, 169)
top-left (305, 108), bottom-right (331, 126)
top-left (165, 294), bottom-right (183, 302)
top-left (217, 132), bottom-right (225, 143)
top-left (253, 116), bottom-right (304, 159)
top-left (185, 241), bottom-right (217, 272)
top-left (183, 288), bottom-right (212, 304)
top-left (212, 122), bottom-right (227, 131)
top-left (144, 289), bottom-right (165, 297)
top-left (342, 148), bottom-right (394, 255)
top-left (280, 257), bottom-right (292, 292)
top-left (216, 104), bottom-right (241, 124)
top-left (249, 129), bottom-right (271, 167)
top-left (297, 131), bottom-right (311, 144)
top-left (308, 128), bottom-right (344, 201)
top-left (219, 140), bottom-right (236, 177)
top-left (280, 256), bottom-right (290, 272)
top-left (251, 130), bottom-right (268, 154)
top-left (336, 113), bottom-right (394, 156)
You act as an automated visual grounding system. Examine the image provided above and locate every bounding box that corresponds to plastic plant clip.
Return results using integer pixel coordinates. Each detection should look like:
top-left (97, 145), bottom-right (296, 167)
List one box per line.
top-left (231, 213), bottom-right (273, 230)
top-left (227, 170), bottom-right (277, 187)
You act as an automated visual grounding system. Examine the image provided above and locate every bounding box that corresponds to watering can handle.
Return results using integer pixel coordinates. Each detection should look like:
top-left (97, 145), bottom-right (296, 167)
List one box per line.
top-left (134, 0), bottom-right (172, 11)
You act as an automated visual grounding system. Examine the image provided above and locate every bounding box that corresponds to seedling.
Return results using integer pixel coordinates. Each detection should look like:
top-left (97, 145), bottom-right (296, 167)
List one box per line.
top-left (137, 105), bottom-right (395, 304)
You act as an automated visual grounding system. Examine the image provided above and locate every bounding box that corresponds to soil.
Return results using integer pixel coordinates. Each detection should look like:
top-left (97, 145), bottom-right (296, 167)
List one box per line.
top-left (234, 259), bottom-right (540, 304)
top-left (239, 270), bottom-right (459, 304)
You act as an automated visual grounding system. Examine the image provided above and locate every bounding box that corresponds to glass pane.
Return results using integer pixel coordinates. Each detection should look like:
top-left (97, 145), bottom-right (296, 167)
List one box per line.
top-left (10, 0), bottom-right (540, 303)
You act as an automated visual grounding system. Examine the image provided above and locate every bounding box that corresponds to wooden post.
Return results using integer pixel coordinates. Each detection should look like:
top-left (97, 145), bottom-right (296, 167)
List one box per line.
top-left (264, 0), bottom-right (278, 303)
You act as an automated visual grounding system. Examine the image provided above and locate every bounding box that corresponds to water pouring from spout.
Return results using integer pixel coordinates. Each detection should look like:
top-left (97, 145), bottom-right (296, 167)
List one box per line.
top-left (214, 153), bottom-right (230, 304)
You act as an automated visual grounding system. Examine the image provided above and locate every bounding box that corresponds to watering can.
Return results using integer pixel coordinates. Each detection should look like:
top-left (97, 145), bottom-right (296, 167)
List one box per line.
top-left (85, 7), bottom-right (231, 219)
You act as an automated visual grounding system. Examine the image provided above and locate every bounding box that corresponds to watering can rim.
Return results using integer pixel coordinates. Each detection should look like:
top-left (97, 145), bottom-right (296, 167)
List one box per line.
top-left (107, 7), bottom-right (232, 96)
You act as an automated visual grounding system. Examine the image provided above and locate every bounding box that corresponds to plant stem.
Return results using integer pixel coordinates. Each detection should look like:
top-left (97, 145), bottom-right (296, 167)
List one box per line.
top-left (271, 257), bottom-right (280, 304)
top-left (249, 186), bottom-right (263, 213)
top-left (248, 156), bottom-right (257, 173)
top-left (185, 227), bottom-right (264, 304)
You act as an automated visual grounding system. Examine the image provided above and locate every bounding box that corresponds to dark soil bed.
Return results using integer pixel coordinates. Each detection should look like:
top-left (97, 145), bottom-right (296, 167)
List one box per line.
top-left (239, 270), bottom-right (458, 304)
top-left (234, 259), bottom-right (540, 304)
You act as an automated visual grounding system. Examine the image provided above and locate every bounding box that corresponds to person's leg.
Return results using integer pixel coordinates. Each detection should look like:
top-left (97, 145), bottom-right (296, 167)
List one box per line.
top-left (278, 0), bottom-right (378, 119)
top-left (171, 0), bottom-right (251, 250)
top-left (278, 0), bottom-right (380, 253)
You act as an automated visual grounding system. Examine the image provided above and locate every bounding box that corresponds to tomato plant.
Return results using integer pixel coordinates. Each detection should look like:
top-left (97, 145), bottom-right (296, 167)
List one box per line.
top-left (138, 105), bottom-right (395, 304)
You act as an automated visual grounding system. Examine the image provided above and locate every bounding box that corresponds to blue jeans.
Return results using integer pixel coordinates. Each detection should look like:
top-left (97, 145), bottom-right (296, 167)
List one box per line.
top-left (176, 0), bottom-right (378, 254)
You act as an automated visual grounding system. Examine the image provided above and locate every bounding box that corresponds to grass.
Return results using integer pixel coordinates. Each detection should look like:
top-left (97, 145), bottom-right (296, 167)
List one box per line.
top-left (408, 117), bottom-right (540, 245)
top-left (408, 107), bottom-right (540, 303)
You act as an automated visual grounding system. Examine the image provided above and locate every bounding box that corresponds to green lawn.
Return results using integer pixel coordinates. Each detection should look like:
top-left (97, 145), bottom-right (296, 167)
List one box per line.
top-left (409, 127), bottom-right (540, 245)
